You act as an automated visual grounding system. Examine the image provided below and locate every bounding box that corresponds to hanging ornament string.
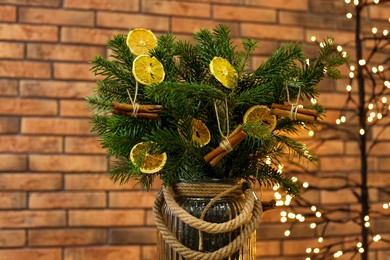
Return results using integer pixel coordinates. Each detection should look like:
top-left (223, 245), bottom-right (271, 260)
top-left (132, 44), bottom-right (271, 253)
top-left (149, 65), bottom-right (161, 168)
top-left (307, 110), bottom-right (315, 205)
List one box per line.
top-left (213, 98), bottom-right (233, 153)
top-left (127, 82), bottom-right (140, 117)
top-left (285, 84), bottom-right (302, 120)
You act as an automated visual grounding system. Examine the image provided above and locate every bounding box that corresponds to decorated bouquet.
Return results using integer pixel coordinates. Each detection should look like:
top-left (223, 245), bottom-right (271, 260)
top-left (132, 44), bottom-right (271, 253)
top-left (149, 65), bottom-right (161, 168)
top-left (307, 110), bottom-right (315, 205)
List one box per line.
top-left (87, 25), bottom-right (347, 196)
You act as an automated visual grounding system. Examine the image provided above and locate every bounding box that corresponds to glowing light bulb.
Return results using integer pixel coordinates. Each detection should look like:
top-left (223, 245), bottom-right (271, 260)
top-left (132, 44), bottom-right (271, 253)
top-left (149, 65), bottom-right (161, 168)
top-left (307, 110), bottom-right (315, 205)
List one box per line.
top-left (340, 116), bottom-right (346, 123)
top-left (385, 81), bottom-right (390, 88)
top-left (346, 85), bottom-right (352, 92)
top-left (383, 203), bottom-right (389, 209)
top-left (308, 130), bottom-right (314, 137)
top-left (306, 258), bottom-right (311, 260)
top-left (288, 212), bottom-right (296, 219)
top-left (364, 215), bottom-right (369, 221)
top-left (350, 65), bottom-right (355, 71)
top-left (373, 235), bottom-right (381, 242)
top-left (315, 211), bottom-right (322, 218)
top-left (360, 129), bottom-right (365, 135)
top-left (353, 0), bottom-right (359, 5)
top-left (284, 230), bottom-right (291, 236)
top-left (336, 119), bottom-right (341, 125)
top-left (368, 103), bottom-right (374, 109)
top-left (349, 72), bottom-right (355, 78)
top-left (357, 242), bottom-right (362, 248)
top-left (345, 0), bottom-right (351, 3)
top-left (372, 27), bottom-right (378, 34)
top-left (311, 98), bottom-right (317, 104)
top-left (342, 51), bottom-right (348, 58)
top-left (281, 216), bottom-right (287, 222)
top-left (291, 176), bottom-right (298, 182)
top-left (274, 192), bottom-right (282, 200)
top-left (378, 65), bottom-right (384, 71)
top-left (337, 45), bottom-right (343, 52)
top-left (374, 0), bottom-right (380, 3)
top-left (370, 112), bottom-right (376, 118)
top-left (306, 248), bottom-right (312, 253)
top-left (359, 248), bottom-right (364, 253)
top-left (311, 206), bottom-right (317, 211)
top-left (310, 223), bottom-right (316, 229)
top-left (314, 248), bottom-right (320, 254)
top-left (318, 237), bottom-right (324, 243)
top-left (320, 42), bottom-right (325, 48)
top-left (311, 36), bottom-right (317, 42)
top-left (377, 113), bottom-right (382, 120)
top-left (346, 13), bottom-right (353, 19)
top-left (365, 221), bottom-right (371, 227)
top-left (303, 182), bottom-right (309, 188)
top-left (372, 67), bottom-right (378, 73)
top-left (383, 30), bottom-right (389, 36)
top-left (368, 117), bottom-right (373, 123)
top-left (334, 251), bottom-right (343, 258)
top-left (280, 211), bottom-right (287, 217)
top-left (266, 156), bottom-right (271, 165)
top-left (359, 59), bottom-right (366, 66)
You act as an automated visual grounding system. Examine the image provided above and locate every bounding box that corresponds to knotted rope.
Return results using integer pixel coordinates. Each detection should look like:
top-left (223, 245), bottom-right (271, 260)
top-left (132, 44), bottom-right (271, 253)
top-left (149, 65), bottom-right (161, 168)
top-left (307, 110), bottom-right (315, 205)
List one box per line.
top-left (214, 99), bottom-right (233, 153)
top-left (127, 83), bottom-right (140, 117)
top-left (153, 181), bottom-right (263, 260)
top-left (285, 85), bottom-right (302, 120)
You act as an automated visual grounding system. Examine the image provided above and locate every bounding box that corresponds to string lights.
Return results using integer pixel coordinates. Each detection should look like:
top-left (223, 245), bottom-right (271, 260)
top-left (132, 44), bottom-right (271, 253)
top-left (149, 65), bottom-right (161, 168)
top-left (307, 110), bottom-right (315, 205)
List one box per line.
top-left (275, 0), bottom-right (390, 258)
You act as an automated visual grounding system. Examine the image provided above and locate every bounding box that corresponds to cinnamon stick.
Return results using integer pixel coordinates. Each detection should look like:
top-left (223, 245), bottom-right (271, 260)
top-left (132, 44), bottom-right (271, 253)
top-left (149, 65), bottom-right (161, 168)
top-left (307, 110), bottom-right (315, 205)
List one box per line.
top-left (271, 108), bottom-right (316, 122)
top-left (262, 199), bottom-right (276, 212)
top-left (271, 103), bottom-right (319, 117)
top-left (204, 127), bottom-right (247, 164)
top-left (112, 109), bottom-right (159, 120)
top-left (111, 101), bottom-right (163, 113)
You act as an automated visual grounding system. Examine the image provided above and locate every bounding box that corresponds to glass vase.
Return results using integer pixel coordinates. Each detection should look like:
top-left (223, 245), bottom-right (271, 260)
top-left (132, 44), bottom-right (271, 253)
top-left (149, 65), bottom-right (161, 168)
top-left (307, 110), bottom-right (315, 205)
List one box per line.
top-left (156, 179), bottom-right (256, 260)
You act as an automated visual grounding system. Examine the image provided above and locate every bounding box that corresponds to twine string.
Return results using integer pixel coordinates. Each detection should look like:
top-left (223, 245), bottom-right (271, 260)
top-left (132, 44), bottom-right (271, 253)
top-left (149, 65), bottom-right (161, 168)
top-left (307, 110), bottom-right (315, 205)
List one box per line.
top-left (285, 84), bottom-right (302, 120)
top-left (127, 82), bottom-right (140, 117)
top-left (214, 98), bottom-right (232, 153)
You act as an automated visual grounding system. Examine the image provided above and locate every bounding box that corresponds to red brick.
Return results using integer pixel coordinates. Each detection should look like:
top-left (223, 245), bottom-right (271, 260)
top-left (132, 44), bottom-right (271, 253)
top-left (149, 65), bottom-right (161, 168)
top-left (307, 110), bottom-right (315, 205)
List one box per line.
top-left (97, 12), bottom-right (169, 31)
top-left (0, 154), bottom-right (27, 171)
top-left (0, 61), bottom-right (51, 79)
top-left (256, 241), bottom-right (281, 256)
top-left (20, 80), bottom-right (94, 98)
top-left (282, 238), bottom-right (317, 255)
top-left (0, 23), bottom-right (57, 41)
top-left (320, 156), bottom-right (360, 171)
top-left (69, 210), bottom-right (144, 226)
top-left (142, 246), bottom-right (157, 260)
top-left (213, 5), bottom-right (276, 23)
top-left (61, 27), bottom-right (126, 45)
top-left (0, 173), bottom-right (62, 191)
top-left (309, 140), bottom-right (344, 155)
top-left (22, 118), bottom-right (93, 135)
top-left (373, 127), bottom-right (390, 140)
top-left (64, 246), bottom-right (141, 260)
top-left (0, 117), bottom-right (19, 133)
top-left (241, 23), bottom-right (304, 41)
top-left (321, 189), bottom-right (358, 204)
top-left (28, 228), bottom-right (106, 246)
top-left (318, 93), bottom-right (350, 109)
top-left (27, 43), bottom-right (104, 62)
top-left (142, 1), bottom-right (210, 18)
top-left (171, 18), bottom-right (239, 36)
top-left (0, 5), bottom-right (16, 22)
top-left (64, 0), bottom-right (139, 11)
top-left (369, 5), bottom-right (390, 20)
top-left (280, 11), bottom-right (340, 29)
top-left (0, 210), bottom-right (65, 228)
top-left (54, 63), bottom-right (97, 81)
top-left (305, 29), bottom-right (354, 45)
top-left (60, 100), bottom-right (92, 117)
top-left (0, 249), bottom-right (61, 260)
top-left (0, 135), bottom-right (62, 153)
top-left (29, 155), bottom-right (107, 172)
top-left (109, 191), bottom-right (157, 208)
top-left (0, 79), bottom-right (18, 96)
top-left (378, 158), bottom-right (390, 171)
top-left (0, 42), bottom-right (24, 59)
top-left (109, 227), bottom-right (157, 244)
top-left (29, 192), bottom-right (106, 209)
top-left (65, 137), bottom-right (106, 154)
top-left (64, 174), bottom-right (140, 191)
top-left (0, 0), bottom-right (60, 6)
top-left (19, 7), bottom-right (94, 26)
top-left (370, 142), bottom-right (390, 155)
top-left (249, 0), bottom-right (308, 10)
top-left (0, 230), bottom-right (25, 247)
top-left (0, 192), bottom-right (26, 209)
top-left (0, 98), bottom-right (57, 116)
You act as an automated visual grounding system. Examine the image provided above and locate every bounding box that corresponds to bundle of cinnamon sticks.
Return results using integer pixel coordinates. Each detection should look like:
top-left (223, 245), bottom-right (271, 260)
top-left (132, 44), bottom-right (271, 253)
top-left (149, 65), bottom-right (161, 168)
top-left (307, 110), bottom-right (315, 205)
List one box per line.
top-left (204, 125), bottom-right (247, 167)
top-left (271, 103), bottom-right (318, 122)
top-left (111, 101), bottom-right (163, 120)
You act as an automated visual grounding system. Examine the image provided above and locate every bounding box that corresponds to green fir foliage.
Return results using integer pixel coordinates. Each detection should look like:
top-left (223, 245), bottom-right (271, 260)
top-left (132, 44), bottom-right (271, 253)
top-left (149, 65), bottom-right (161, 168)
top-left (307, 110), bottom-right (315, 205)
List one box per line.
top-left (88, 25), bottom-right (348, 196)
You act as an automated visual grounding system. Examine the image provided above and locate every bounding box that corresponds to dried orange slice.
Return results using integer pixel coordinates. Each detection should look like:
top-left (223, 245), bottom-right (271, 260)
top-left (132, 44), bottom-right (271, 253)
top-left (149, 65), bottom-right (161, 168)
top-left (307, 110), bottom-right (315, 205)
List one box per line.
top-left (130, 142), bottom-right (167, 174)
top-left (126, 28), bottom-right (157, 56)
top-left (209, 57), bottom-right (237, 89)
top-left (132, 54), bottom-right (165, 85)
top-left (178, 118), bottom-right (211, 147)
top-left (243, 105), bottom-right (277, 131)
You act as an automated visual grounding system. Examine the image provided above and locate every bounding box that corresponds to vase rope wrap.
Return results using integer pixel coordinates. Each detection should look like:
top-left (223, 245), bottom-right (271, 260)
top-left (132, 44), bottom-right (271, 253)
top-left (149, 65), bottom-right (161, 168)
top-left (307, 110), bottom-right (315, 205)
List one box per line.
top-left (153, 181), bottom-right (264, 260)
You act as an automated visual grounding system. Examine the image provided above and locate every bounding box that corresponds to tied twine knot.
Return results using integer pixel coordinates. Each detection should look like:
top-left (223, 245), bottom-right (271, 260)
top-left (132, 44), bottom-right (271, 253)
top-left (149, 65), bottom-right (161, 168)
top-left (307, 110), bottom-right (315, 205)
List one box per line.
top-left (127, 83), bottom-right (140, 117)
top-left (214, 98), bottom-right (233, 153)
top-left (286, 84), bottom-right (302, 120)
top-left (153, 181), bottom-right (263, 260)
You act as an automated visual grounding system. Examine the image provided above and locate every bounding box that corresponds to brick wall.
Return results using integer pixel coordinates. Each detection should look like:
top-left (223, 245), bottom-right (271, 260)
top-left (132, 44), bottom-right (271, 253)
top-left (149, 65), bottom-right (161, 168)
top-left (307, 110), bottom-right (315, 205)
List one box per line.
top-left (0, 0), bottom-right (389, 259)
